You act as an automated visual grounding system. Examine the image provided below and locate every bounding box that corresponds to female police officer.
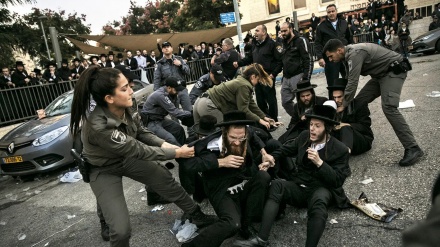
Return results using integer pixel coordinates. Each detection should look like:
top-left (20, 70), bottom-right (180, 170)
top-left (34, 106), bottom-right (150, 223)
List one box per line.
top-left (70, 66), bottom-right (216, 247)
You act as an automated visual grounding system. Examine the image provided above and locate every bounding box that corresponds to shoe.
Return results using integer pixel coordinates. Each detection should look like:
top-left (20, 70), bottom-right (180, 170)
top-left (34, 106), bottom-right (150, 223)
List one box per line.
top-left (399, 146), bottom-right (424, 167)
top-left (147, 190), bottom-right (171, 206)
top-left (100, 221), bottom-right (110, 241)
top-left (233, 236), bottom-right (269, 247)
top-left (182, 205), bottom-right (218, 228)
top-left (238, 225), bottom-right (258, 239)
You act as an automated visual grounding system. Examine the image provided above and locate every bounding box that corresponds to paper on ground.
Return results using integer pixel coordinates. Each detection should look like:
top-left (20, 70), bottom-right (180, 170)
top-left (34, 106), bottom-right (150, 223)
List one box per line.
top-left (398, 100), bottom-right (415, 109)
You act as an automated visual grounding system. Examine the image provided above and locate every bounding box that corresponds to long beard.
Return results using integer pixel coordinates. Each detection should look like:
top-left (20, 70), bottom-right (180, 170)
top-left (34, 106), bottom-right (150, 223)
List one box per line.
top-left (220, 132), bottom-right (247, 160)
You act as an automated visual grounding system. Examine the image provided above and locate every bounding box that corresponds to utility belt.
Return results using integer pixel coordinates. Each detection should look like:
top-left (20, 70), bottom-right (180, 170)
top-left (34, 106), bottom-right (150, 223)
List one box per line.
top-left (388, 58), bottom-right (412, 75)
top-left (200, 92), bottom-right (210, 99)
top-left (140, 112), bottom-right (163, 125)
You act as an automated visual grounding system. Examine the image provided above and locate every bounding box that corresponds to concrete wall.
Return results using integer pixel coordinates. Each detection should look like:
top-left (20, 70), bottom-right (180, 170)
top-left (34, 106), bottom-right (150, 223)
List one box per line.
top-left (410, 17), bottom-right (432, 40)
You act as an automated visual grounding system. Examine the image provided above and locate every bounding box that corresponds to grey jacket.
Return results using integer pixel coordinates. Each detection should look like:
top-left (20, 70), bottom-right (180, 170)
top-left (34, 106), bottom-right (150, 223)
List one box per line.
top-left (142, 86), bottom-right (192, 121)
top-left (153, 55), bottom-right (190, 90)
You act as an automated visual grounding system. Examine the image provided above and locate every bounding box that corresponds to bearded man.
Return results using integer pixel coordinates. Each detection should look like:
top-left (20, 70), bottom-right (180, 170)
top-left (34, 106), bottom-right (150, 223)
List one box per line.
top-left (235, 105), bottom-right (351, 247)
top-left (180, 111), bottom-right (280, 247)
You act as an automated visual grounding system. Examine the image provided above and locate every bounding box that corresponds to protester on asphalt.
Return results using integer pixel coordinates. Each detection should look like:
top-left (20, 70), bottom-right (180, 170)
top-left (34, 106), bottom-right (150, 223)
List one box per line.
top-left (189, 64), bottom-right (226, 104)
top-left (69, 66), bottom-right (217, 247)
top-left (234, 24), bottom-right (283, 121)
top-left (141, 77), bottom-right (191, 146)
top-left (277, 22), bottom-right (313, 119)
top-left (193, 63), bottom-right (275, 130)
top-left (153, 41), bottom-right (192, 112)
top-left (234, 105), bottom-right (351, 247)
top-left (314, 4), bottom-right (352, 99)
top-left (323, 39), bottom-right (424, 167)
top-left (329, 78), bottom-right (374, 155)
top-left (179, 111), bottom-right (277, 247)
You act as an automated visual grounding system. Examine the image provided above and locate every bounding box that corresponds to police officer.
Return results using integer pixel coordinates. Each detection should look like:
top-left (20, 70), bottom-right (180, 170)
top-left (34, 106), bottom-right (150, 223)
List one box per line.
top-left (153, 41), bottom-right (192, 111)
top-left (189, 64), bottom-right (226, 104)
top-left (278, 22), bottom-right (314, 118)
top-left (323, 39), bottom-right (424, 167)
top-left (70, 67), bottom-right (217, 247)
top-left (141, 77), bottom-right (191, 146)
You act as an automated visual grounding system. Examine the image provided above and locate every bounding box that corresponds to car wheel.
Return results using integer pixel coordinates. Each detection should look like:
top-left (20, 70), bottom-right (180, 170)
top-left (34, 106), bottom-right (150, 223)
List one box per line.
top-left (436, 39), bottom-right (440, 53)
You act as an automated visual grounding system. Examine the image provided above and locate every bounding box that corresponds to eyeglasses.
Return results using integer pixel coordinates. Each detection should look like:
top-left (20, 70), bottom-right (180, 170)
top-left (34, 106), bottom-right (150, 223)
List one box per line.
top-left (228, 136), bottom-right (247, 142)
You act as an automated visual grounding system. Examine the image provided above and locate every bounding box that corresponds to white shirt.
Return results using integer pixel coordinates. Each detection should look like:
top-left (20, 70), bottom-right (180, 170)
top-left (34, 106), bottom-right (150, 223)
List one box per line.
top-left (135, 55), bottom-right (147, 68)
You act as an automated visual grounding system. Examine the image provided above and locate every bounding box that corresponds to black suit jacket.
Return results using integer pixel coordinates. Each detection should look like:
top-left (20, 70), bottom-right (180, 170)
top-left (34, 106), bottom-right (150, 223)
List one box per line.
top-left (124, 58), bottom-right (138, 70)
top-left (0, 75), bottom-right (13, 89)
top-left (314, 18), bottom-right (352, 60)
top-left (271, 130), bottom-right (351, 208)
top-left (11, 70), bottom-right (29, 87)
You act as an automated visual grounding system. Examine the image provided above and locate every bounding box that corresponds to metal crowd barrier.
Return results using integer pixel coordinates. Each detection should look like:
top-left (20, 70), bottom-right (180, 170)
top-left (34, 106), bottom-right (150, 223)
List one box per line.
top-left (353, 32), bottom-right (375, 43)
top-left (0, 80), bottom-right (77, 127)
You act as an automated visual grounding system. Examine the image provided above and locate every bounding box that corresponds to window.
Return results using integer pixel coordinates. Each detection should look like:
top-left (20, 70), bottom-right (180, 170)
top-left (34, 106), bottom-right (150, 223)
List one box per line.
top-left (294, 0), bottom-right (306, 9)
top-left (322, 0), bottom-right (333, 3)
top-left (267, 0), bottom-right (280, 15)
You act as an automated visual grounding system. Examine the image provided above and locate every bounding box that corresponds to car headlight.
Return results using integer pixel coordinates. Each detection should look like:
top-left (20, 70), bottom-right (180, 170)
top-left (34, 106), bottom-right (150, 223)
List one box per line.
top-left (32, 126), bottom-right (68, 147)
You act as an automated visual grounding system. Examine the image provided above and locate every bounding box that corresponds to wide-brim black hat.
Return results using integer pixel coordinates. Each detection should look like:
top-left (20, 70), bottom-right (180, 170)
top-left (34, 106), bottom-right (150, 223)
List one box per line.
top-left (108, 51), bottom-right (114, 56)
top-left (61, 58), bottom-right (68, 64)
top-left (89, 56), bottom-right (99, 62)
top-left (73, 58), bottom-right (81, 62)
top-left (215, 111), bottom-right (255, 127)
top-left (15, 61), bottom-right (25, 67)
top-left (327, 78), bottom-right (348, 91)
top-left (117, 53), bottom-right (123, 58)
top-left (293, 81), bottom-right (317, 94)
top-left (33, 68), bottom-right (42, 75)
top-left (46, 61), bottom-right (57, 68)
top-left (305, 105), bottom-right (339, 125)
top-left (193, 115), bottom-right (220, 136)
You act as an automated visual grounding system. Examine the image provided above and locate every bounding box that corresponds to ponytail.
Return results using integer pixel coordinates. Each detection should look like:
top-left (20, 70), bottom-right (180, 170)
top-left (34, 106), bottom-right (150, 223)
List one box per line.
top-left (70, 66), bottom-right (121, 136)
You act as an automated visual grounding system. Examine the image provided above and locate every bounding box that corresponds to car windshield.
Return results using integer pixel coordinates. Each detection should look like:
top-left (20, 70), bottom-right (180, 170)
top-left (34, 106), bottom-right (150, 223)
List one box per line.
top-left (44, 91), bottom-right (74, 117)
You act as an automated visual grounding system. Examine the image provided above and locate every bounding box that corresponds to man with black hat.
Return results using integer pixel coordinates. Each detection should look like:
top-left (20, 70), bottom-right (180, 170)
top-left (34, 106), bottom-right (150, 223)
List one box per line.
top-left (154, 41), bottom-right (192, 111)
top-left (58, 59), bottom-right (72, 81)
top-left (279, 81), bottom-right (327, 144)
top-left (89, 56), bottom-right (100, 67)
top-left (105, 51), bottom-right (116, 68)
top-left (0, 67), bottom-right (14, 89)
top-left (115, 53), bottom-right (124, 65)
top-left (235, 105), bottom-right (351, 247)
top-left (11, 61), bottom-right (30, 87)
top-left (323, 38), bottom-right (423, 167)
top-left (181, 111), bottom-right (278, 247)
top-left (189, 64), bottom-right (226, 104)
top-left (43, 61), bottom-right (59, 84)
top-left (71, 58), bottom-right (83, 79)
top-left (124, 51), bottom-right (138, 70)
top-left (329, 78), bottom-right (374, 155)
top-left (99, 54), bottom-right (107, 68)
top-left (141, 77), bottom-right (191, 146)
top-left (30, 68), bottom-right (44, 85)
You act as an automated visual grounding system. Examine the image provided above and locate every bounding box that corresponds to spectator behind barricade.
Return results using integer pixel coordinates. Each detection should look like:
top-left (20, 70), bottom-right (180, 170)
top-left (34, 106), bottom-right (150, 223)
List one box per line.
top-left (147, 50), bottom-right (158, 68)
top-left (359, 21), bottom-right (368, 34)
top-left (98, 53), bottom-right (107, 68)
top-left (31, 68), bottom-right (44, 85)
top-left (106, 51), bottom-right (116, 68)
top-left (142, 49), bottom-right (148, 58)
top-left (124, 51), bottom-right (138, 70)
top-left (351, 20), bottom-right (360, 43)
top-left (135, 49), bottom-right (147, 69)
top-left (82, 58), bottom-right (90, 70)
top-left (11, 61), bottom-right (30, 87)
top-left (429, 16), bottom-right (439, 31)
top-left (389, 17), bottom-right (399, 31)
top-left (212, 38), bottom-right (239, 80)
top-left (89, 56), bottom-right (100, 67)
top-left (208, 43), bottom-right (214, 57)
top-left (71, 58), bottom-right (83, 79)
top-left (189, 64), bottom-right (226, 104)
top-left (43, 61), bottom-right (59, 84)
top-left (373, 26), bottom-right (384, 44)
top-left (115, 53), bottom-right (124, 65)
top-left (154, 41), bottom-right (192, 111)
top-left (58, 59), bottom-right (72, 81)
top-left (200, 42), bottom-right (209, 58)
top-left (178, 43), bottom-right (189, 60)
top-left (0, 67), bottom-right (15, 89)
top-left (186, 45), bottom-right (198, 62)
top-left (365, 19), bottom-right (372, 32)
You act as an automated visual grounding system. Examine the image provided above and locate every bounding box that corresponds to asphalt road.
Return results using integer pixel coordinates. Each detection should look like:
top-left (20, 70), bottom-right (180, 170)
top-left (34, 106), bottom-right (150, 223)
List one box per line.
top-left (1, 53), bottom-right (440, 247)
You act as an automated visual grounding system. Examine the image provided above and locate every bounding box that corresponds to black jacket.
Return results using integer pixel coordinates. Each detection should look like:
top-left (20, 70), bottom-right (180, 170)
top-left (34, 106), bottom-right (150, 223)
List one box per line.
top-left (279, 31), bottom-right (313, 80)
top-left (42, 70), bottom-right (59, 83)
top-left (238, 34), bottom-right (283, 78)
top-left (291, 94), bottom-right (328, 129)
top-left (271, 130), bottom-right (351, 208)
top-left (0, 75), bottom-right (13, 89)
top-left (11, 70), bottom-right (30, 87)
top-left (314, 18), bottom-right (352, 60)
top-left (57, 67), bottom-right (71, 81)
top-left (124, 58), bottom-right (138, 70)
top-left (180, 129), bottom-right (265, 208)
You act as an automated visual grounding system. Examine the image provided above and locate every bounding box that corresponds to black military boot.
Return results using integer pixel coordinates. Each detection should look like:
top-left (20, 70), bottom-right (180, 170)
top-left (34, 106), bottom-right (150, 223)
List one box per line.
top-left (233, 236), bottom-right (269, 247)
top-left (147, 188), bottom-right (171, 206)
top-left (399, 146), bottom-right (424, 167)
top-left (182, 205), bottom-right (218, 228)
top-left (100, 220), bottom-right (110, 241)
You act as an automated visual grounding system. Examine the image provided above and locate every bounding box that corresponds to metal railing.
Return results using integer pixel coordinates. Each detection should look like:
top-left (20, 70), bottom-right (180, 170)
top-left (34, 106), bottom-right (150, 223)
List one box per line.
top-left (0, 80), bottom-right (78, 127)
top-left (353, 32), bottom-right (375, 43)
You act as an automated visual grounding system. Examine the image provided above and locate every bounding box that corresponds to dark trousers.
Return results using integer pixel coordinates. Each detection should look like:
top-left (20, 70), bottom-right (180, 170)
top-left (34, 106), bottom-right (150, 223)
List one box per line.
top-left (255, 83), bottom-right (278, 121)
top-left (89, 158), bottom-right (197, 247)
top-left (324, 56), bottom-right (346, 99)
top-left (258, 180), bottom-right (333, 247)
top-left (332, 126), bottom-right (372, 155)
top-left (188, 171), bottom-right (271, 247)
top-left (146, 119), bottom-right (186, 146)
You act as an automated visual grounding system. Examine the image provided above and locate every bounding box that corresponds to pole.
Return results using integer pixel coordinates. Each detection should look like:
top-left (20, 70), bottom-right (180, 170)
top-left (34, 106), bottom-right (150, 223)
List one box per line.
top-left (39, 19), bottom-right (52, 60)
top-left (233, 0), bottom-right (245, 58)
top-left (49, 27), bottom-right (62, 68)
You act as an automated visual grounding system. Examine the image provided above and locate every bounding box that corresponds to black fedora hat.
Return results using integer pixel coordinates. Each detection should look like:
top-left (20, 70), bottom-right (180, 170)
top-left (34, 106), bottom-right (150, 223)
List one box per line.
top-left (327, 78), bottom-right (347, 91)
top-left (117, 53), bottom-right (123, 58)
top-left (15, 61), bottom-right (25, 67)
top-left (61, 58), bottom-right (68, 64)
top-left (33, 68), bottom-right (42, 75)
top-left (193, 115), bottom-right (220, 136)
top-left (293, 80), bottom-right (317, 94)
top-left (305, 105), bottom-right (339, 125)
top-left (89, 56), bottom-right (99, 62)
top-left (108, 51), bottom-right (115, 56)
top-left (73, 57), bottom-right (81, 62)
top-left (215, 111), bottom-right (255, 127)
top-left (46, 61), bottom-right (57, 68)
top-left (100, 53), bottom-right (107, 58)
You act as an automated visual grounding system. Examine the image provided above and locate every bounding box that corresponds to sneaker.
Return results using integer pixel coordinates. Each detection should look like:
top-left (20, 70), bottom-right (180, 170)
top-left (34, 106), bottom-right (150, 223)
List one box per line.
top-left (233, 236), bottom-right (269, 247)
top-left (182, 205), bottom-right (218, 228)
top-left (399, 146), bottom-right (424, 167)
top-left (147, 190), bottom-right (171, 206)
top-left (100, 221), bottom-right (110, 241)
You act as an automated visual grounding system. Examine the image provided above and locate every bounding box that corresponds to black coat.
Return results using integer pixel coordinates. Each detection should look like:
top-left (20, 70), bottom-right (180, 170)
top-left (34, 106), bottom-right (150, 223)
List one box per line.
top-left (180, 129), bottom-right (265, 208)
top-left (0, 75), bottom-right (13, 89)
top-left (310, 16), bottom-right (321, 31)
top-left (279, 31), bottom-right (313, 80)
top-left (124, 58), bottom-right (138, 70)
top-left (42, 70), bottom-right (59, 83)
top-left (271, 130), bottom-right (351, 208)
top-left (11, 70), bottom-right (30, 87)
top-left (57, 67), bottom-right (71, 81)
top-left (314, 18), bottom-right (352, 60)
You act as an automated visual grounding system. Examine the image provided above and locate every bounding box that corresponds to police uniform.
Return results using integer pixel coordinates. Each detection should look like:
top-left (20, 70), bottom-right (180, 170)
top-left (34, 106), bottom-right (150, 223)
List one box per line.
top-left (189, 73), bottom-right (214, 105)
top-left (82, 105), bottom-right (197, 246)
top-left (343, 43), bottom-right (419, 151)
top-left (153, 55), bottom-right (192, 111)
top-left (141, 86), bottom-right (191, 146)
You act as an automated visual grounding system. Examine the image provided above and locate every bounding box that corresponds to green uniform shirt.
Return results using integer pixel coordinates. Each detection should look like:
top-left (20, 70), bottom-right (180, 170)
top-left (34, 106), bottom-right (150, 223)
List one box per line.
top-left (81, 105), bottom-right (176, 166)
top-left (207, 75), bottom-right (266, 122)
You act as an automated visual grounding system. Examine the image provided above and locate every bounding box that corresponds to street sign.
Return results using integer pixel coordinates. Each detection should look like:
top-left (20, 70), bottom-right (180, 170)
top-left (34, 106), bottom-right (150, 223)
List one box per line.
top-left (220, 12), bottom-right (236, 24)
